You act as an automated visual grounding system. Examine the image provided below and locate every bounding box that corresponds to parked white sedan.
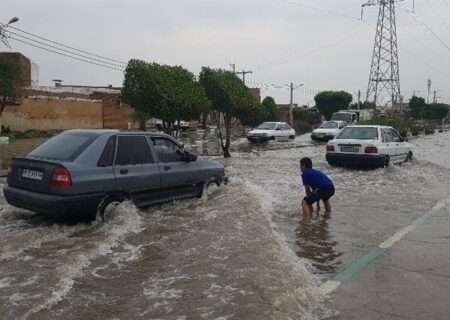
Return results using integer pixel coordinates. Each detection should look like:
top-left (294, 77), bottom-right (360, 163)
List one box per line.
top-left (325, 125), bottom-right (412, 168)
top-left (311, 120), bottom-right (347, 141)
top-left (247, 122), bottom-right (296, 142)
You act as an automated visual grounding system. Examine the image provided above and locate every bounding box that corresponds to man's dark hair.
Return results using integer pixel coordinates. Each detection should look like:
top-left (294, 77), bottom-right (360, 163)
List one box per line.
top-left (300, 157), bottom-right (313, 168)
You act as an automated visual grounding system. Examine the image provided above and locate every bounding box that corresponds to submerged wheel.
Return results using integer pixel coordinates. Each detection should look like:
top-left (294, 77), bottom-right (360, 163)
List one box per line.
top-left (383, 155), bottom-right (390, 168)
top-left (289, 135), bottom-right (295, 139)
top-left (96, 195), bottom-right (124, 222)
top-left (406, 151), bottom-right (413, 161)
top-left (200, 179), bottom-right (220, 199)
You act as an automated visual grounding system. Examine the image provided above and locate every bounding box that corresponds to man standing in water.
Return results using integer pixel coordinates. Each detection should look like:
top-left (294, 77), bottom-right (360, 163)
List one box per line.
top-left (299, 157), bottom-right (335, 218)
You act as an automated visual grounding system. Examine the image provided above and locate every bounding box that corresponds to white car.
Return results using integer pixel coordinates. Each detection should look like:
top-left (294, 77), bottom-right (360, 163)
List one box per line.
top-left (326, 125), bottom-right (412, 168)
top-left (311, 121), bottom-right (347, 141)
top-left (247, 122), bottom-right (296, 142)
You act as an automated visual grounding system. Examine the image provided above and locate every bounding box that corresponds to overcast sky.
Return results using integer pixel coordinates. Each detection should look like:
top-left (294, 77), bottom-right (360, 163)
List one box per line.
top-left (2, 0), bottom-right (450, 105)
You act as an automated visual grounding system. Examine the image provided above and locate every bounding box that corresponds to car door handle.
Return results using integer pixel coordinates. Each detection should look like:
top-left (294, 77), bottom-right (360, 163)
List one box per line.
top-left (119, 169), bottom-right (128, 175)
top-left (164, 166), bottom-right (171, 171)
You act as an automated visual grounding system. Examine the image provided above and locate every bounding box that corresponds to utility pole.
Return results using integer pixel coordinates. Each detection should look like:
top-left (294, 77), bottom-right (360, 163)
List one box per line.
top-left (290, 82), bottom-right (294, 126)
top-left (357, 90), bottom-right (361, 110)
top-left (229, 63), bottom-right (236, 74)
top-left (236, 70), bottom-right (252, 85)
top-left (427, 77), bottom-right (432, 104)
top-left (0, 17), bottom-right (19, 48)
top-left (363, 0), bottom-right (401, 108)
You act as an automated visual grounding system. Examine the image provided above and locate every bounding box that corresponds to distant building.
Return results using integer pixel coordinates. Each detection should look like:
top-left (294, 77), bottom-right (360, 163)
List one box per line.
top-left (276, 103), bottom-right (298, 124)
top-left (249, 88), bottom-right (261, 103)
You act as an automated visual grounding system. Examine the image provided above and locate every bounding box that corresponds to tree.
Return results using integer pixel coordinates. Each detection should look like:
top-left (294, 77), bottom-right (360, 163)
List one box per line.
top-left (408, 96), bottom-right (426, 109)
top-left (314, 91), bottom-right (352, 120)
top-left (0, 58), bottom-right (22, 136)
top-left (121, 59), bottom-right (210, 133)
top-left (428, 103), bottom-right (449, 120)
top-left (199, 67), bottom-right (259, 158)
top-left (262, 96), bottom-right (280, 121)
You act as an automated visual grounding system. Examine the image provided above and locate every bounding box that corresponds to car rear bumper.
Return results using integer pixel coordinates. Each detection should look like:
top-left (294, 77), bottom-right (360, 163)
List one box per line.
top-left (3, 186), bottom-right (103, 219)
top-left (247, 136), bottom-right (274, 142)
top-left (326, 153), bottom-right (385, 167)
top-left (311, 134), bottom-right (335, 141)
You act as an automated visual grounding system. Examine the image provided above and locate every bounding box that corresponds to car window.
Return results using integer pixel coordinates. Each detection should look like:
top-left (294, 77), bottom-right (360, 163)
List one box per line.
top-left (283, 123), bottom-right (291, 130)
top-left (115, 136), bottom-right (154, 165)
top-left (382, 129), bottom-right (395, 143)
top-left (151, 137), bottom-right (184, 163)
top-left (28, 133), bottom-right (97, 161)
top-left (389, 129), bottom-right (403, 142)
top-left (256, 123), bottom-right (276, 130)
top-left (320, 122), bottom-right (338, 129)
top-left (335, 127), bottom-right (378, 140)
top-left (338, 122), bottom-right (346, 129)
top-left (98, 136), bottom-right (116, 167)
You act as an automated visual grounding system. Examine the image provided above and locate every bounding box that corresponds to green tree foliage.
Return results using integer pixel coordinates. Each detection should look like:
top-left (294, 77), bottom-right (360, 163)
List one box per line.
top-left (239, 102), bottom-right (266, 128)
top-left (199, 67), bottom-right (259, 158)
top-left (0, 58), bottom-right (22, 135)
top-left (408, 96), bottom-right (449, 120)
top-left (121, 59), bottom-right (210, 132)
top-left (314, 91), bottom-right (353, 120)
top-left (262, 96), bottom-right (280, 121)
top-left (349, 101), bottom-right (375, 109)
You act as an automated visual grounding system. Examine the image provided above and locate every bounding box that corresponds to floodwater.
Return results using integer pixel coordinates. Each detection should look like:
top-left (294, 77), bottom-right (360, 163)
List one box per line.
top-left (1, 130), bottom-right (449, 319)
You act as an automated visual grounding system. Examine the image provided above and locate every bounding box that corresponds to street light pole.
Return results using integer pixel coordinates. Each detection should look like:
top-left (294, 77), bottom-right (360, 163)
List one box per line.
top-left (0, 17), bottom-right (19, 48)
top-left (289, 83), bottom-right (304, 127)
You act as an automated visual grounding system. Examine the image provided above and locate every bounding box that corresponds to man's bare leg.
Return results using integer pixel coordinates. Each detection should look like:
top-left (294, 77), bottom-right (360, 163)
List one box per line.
top-left (324, 200), bottom-right (331, 213)
top-left (302, 200), bottom-right (313, 218)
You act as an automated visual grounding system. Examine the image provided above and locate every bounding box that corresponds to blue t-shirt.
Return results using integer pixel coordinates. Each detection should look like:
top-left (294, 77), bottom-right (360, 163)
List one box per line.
top-left (301, 168), bottom-right (333, 190)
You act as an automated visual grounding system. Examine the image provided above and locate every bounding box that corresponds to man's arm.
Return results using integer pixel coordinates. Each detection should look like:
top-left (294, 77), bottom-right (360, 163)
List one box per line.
top-left (304, 185), bottom-right (312, 196)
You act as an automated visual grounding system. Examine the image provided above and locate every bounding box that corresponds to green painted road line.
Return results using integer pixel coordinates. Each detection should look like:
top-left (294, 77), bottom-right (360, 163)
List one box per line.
top-left (332, 247), bottom-right (386, 283)
top-left (320, 200), bottom-right (448, 295)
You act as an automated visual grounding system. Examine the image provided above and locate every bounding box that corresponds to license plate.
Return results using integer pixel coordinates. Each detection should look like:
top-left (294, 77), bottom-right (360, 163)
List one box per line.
top-left (21, 169), bottom-right (43, 181)
top-left (340, 146), bottom-right (359, 153)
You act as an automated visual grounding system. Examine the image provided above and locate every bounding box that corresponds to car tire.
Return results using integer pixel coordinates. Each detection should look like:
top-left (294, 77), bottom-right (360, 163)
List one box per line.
top-left (200, 178), bottom-right (220, 199)
top-left (405, 151), bottom-right (413, 162)
top-left (289, 135), bottom-right (295, 139)
top-left (97, 195), bottom-right (124, 222)
top-left (383, 155), bottom-right (390, 168)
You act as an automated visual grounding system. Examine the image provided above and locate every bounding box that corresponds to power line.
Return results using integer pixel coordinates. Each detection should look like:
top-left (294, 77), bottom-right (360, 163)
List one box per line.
top-left (423, 0), bottom-right (450, 30)
top-left (9, 37), bottom-right (124, 71)
top-left (8, 31), bottom-right (126, 69)
top-left (280, 0), bottom-right (361, 21)
top-left (398, 6), bottom-right (450, 52)
top-left (8, 25), bottom-right (127, 65)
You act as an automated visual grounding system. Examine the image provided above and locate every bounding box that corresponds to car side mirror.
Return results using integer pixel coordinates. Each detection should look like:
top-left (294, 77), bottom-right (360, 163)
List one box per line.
top-left (185, 151), bottom-right (197, 162)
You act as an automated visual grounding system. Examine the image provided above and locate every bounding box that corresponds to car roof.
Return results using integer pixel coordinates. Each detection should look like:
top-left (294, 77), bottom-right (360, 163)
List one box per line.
top-left (345, 125), bottom-right (391, 129)
top-left (61, 129), bottom-right (174, 138)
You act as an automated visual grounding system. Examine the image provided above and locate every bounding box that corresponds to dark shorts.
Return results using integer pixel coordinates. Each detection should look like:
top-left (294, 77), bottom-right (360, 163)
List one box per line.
top-left (304, 186), bottom-right (335, 205)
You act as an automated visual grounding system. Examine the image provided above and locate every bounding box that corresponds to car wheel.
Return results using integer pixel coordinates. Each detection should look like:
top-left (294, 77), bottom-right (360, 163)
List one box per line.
top-left (405, 151), bottom-right (413, 161)
top-left (200, 179), bottom-right (220, 199)
top-left (97, 195), bottom-right (123, 222)
top-left (383, 155), bottom-right (390, 168)
top-left (289, 135), bottom-right (295, 139)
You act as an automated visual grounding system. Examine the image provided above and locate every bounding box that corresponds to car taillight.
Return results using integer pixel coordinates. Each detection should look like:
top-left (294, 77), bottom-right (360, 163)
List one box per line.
top-left (51, 167), bottom-right (72, 188)
top-left (326, 144), bottom-right (335, 152)
top-left (7, 160), bottom-right (13, 179)
top-left (364, 146), bottom-right (378, 154)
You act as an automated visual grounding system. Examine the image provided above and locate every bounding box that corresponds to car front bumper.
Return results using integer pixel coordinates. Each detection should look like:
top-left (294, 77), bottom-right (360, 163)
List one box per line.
top-left (326, 153), bottom-right (385, 167)
top-left (3, 186), bottom-right (103, 219)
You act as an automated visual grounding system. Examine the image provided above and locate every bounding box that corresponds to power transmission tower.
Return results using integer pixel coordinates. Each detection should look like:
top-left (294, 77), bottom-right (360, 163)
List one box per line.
top-left (363, 0), bottom-right (402, 108)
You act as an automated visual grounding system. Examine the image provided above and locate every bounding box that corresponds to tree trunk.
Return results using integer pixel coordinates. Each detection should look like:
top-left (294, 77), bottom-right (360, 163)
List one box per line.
top-left (222, 113), bottom-right (232, 158)
top-left (0, 100), bottom-right (6, 136)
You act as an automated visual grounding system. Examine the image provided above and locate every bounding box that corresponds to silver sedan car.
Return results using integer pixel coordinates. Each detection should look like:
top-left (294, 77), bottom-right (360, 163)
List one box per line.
top-left (4, 130), bottom-right (227, 220)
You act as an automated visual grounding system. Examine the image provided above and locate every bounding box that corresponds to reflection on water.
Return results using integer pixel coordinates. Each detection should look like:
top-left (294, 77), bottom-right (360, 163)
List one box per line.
top-left (296, 214), bottom-right (342, 275)
top-left (0, 138), bottom-right (47, 170)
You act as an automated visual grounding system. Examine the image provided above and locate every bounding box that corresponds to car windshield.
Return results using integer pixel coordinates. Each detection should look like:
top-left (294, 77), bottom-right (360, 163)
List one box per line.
top-left (28, 133), bottom-right (98, 161)
top-left (335, 127), bottom-right (378, 140)
top-left (320, 122), bottom-right (338, 129)
top-left (256, 123), bottom-right (277, 130)
top-left (331, 113), bottom-right (352, 122)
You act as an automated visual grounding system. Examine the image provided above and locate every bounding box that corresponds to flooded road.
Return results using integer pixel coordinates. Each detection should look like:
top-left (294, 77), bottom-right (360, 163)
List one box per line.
top-left (1, 130), bottom-right (449, 319)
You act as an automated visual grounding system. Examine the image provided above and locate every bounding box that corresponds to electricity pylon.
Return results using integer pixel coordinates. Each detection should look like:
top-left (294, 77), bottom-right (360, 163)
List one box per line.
top-left (363, 0), bottom-right (402, 108)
